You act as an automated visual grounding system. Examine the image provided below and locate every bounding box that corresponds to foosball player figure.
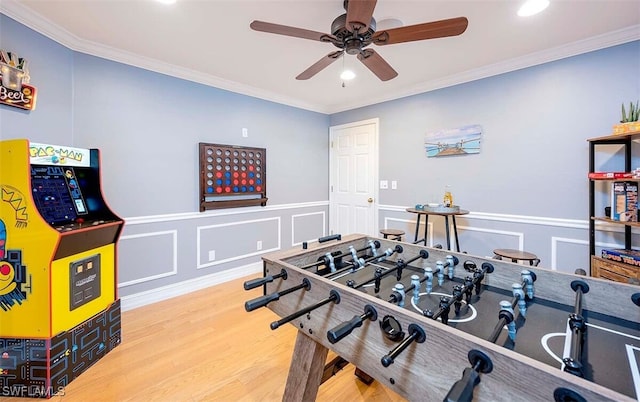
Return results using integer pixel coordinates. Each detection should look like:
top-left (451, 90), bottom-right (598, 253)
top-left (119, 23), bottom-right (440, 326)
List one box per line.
top-left (374, 268), bottom-right (384, 293)
top-left (521, 269), bottom-right (535, 299)
top-left (463, 276), bottom-right (474, 304)
top-left (411, 274), bottom-right (421, 304)
top-left (453, 285), bottom-right (465, 315)
top-left (500, 300), bottom-right (517, 341)
top-left (390, 283), bottom-right (406, 307)
top-left (512, 283), bottom-right (527, 317)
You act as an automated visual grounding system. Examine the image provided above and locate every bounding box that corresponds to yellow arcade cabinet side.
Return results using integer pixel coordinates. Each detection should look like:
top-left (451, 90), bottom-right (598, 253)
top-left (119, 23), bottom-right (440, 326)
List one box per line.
top-left (0, 139), bottom-right (123, 398)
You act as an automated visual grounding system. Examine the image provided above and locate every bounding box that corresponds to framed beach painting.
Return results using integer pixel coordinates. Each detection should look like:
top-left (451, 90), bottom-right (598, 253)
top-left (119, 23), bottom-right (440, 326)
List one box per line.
top-left (425, 124), bottom-right (482, 157)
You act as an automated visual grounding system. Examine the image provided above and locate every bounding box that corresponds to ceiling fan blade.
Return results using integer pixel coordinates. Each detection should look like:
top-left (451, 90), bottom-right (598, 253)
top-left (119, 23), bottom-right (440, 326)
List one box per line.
top-left (250, 20), bottom-right (337, 43)
top-left (296, 51), bottom-right (344, 80)
top-left (346, 0), bottom-right (377, 32)
top-left (372, 17), bottom-right (468, 45)
top-left (357, 49), bottom-right (398, 81)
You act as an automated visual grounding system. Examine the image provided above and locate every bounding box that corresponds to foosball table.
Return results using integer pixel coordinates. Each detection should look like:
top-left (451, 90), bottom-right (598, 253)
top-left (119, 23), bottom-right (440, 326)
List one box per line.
top-left (244, 234), bottom-right (640, 401)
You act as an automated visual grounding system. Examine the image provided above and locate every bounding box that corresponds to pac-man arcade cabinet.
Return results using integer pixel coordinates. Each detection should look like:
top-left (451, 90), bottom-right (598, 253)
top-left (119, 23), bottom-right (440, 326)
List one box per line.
top-left (0, 139), bottom-right (123, 398)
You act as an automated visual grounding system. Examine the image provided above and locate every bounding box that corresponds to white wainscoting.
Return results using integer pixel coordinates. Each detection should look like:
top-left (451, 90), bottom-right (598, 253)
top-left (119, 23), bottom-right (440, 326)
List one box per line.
top-left (291, 211), bottom-right (326, 247)
top-left (196, 217), bottom-right (282, 269)
top-left (118, 230), bottom-right (178, 287)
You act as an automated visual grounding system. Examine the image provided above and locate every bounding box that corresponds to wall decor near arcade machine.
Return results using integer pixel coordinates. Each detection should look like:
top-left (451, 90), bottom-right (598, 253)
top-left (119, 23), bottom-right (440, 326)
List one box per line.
top-left (199, 143), bottom-right (267, 211)
top-left (0, 139), bottom-right (123, 398)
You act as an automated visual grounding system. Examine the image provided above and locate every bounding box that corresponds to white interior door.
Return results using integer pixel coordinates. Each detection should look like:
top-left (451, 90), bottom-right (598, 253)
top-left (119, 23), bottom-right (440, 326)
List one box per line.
top-left (329, 118), bottom-right (378, 236)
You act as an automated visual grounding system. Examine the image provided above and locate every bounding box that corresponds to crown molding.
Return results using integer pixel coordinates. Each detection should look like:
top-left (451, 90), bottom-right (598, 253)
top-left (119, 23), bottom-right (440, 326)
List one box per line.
top-left (327, 24), bottom-right (640, 113)
top-left (0, 0), bottom-right (328, 113)
top-left (2, 0), bottom-right (638, 115)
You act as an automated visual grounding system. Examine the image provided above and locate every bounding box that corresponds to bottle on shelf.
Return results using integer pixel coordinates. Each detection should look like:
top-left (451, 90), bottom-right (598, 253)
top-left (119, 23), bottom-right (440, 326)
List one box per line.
top-left (443, 185), bottom-right (453, 207)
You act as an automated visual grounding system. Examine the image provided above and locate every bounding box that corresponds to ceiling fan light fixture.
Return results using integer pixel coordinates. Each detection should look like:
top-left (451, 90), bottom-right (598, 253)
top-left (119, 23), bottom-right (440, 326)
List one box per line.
top-left (340, 69), bottom-right (356, 80)
top-left (517, 0), bottom-right (550, 17)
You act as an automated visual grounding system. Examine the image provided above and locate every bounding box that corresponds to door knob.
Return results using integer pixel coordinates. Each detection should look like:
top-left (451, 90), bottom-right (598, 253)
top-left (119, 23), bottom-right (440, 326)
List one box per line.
top-left (368, 198), bottom-right (373, 203)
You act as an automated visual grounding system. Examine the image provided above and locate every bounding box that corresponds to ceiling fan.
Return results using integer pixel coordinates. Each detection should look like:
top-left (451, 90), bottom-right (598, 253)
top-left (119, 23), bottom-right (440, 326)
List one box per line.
top-left (250, 0), bottom-right (468, 81)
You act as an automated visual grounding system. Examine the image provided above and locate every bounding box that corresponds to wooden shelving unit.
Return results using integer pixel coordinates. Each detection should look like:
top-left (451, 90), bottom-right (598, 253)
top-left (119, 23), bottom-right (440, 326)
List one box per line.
top-left (588, 130), bottom-right (640, 283)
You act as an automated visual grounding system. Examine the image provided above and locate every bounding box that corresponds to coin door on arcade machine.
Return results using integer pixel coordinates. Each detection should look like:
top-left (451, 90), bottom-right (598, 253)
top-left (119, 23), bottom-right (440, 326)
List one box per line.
top-left (0, 139), bottom-right (123, 398)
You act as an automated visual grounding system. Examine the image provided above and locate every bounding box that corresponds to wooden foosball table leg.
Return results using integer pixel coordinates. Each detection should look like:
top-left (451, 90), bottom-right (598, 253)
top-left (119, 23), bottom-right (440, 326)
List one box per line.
top-left (283, 331), bottom-right (328, 402)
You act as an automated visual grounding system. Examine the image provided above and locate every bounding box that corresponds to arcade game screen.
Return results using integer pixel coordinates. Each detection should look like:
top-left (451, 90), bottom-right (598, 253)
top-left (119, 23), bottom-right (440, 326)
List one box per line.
top-left (31, 165), bottom-right (88, 226)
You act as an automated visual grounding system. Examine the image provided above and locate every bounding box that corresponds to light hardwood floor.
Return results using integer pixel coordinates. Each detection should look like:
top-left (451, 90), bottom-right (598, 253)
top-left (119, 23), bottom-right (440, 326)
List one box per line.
top-left (4, 276), bottom-right (404, 402)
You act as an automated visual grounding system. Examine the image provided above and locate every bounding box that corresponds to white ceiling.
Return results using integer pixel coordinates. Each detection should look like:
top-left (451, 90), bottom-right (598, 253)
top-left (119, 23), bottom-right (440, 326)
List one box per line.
top-left (1, 0), bottom-right (639, 114)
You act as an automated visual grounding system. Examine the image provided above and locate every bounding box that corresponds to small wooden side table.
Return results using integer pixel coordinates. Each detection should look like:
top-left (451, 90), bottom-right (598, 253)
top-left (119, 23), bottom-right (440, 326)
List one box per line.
top-left (406, 208), bottom-right (469, 251)
top-left (493, 249), bottom-right (540, 266)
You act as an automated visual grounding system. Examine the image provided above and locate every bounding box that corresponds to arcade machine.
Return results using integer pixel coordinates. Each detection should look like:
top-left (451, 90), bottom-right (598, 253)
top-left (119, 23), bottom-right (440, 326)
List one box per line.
top-left (0, 139), bottom-right (123, 398)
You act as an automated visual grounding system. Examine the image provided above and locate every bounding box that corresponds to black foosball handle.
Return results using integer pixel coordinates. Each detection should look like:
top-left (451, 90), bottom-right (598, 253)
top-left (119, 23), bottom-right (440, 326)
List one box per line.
top-left (245, 292), bottom-right (280, 312)
top-left (444, 349), bottom-right (493, 402)
top-left (244, 279), bottom-right (311, 312)
top-left (319, 234), bottom-right (342, 243)
top-left (381, 323), bottom-right (426, 367)
top-left (243, 269), bottom-right (287, 290)
top-left (327, 304), bottom-right (378, 344)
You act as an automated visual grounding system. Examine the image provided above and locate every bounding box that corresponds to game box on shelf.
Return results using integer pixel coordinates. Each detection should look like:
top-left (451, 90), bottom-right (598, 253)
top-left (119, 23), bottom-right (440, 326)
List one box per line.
top-left (588, 172), bottom-right (635, 179)
top-left (610, 181), bottom-right (638, 222)
top-left (601, 248), bottom-right (640, 267)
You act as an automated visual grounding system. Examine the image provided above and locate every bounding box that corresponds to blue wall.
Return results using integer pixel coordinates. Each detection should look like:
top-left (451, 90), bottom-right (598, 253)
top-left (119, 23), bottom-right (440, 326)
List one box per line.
top-left (331, 41), bottom-right (640, 219)
top-left (0, 15), bottom-right (74, 144)
top-left (2, 11), bottom-right (639, 299)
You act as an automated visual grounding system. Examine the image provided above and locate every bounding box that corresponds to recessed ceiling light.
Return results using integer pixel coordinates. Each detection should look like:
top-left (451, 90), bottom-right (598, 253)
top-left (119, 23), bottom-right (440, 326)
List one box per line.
top-left (156, 0), bottom-right (176, 5)
top-left (518, 0), bottom-right (550, 17)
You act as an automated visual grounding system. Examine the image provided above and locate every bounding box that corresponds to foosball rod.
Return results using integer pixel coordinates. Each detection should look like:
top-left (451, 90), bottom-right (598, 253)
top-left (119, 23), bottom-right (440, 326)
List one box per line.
top-left (487, 301), bottom-right (516, 343)
top-left (243, 268), bottom-right (288, 290)
top-left (326, 244), bottom-right (403, 280)
top-left (563, 279), bottom-right (589, 377)
top-left (299, 241), bottom-right (381, 270)
top-left (381, 323), bottom-right (426, 367)
top-left (270, 290), bottom-right (340, 330)
top-left (424, 262), bottom-right (494, 324)
top-left (244, 278), bottom-right (311, 312)
top-left (353, 249), bottom-right (428, 290)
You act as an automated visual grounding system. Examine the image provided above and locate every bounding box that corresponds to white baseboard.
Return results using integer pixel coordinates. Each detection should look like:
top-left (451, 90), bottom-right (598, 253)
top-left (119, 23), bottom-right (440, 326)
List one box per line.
top-left (120, 262), bottom-right (263, 311)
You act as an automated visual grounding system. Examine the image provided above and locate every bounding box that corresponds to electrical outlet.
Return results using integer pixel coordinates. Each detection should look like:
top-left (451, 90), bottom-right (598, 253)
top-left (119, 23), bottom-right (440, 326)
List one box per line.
top-left (257, 240), bottom-right (263, 250)
top-left (391, 180), bottom-right (397, 190)
top-left (242, 128), bottom-right (248, 137)
top-left (208, 250), bottom-right (216, 261)
top-left (380, 180), bottom-right (388, 189)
